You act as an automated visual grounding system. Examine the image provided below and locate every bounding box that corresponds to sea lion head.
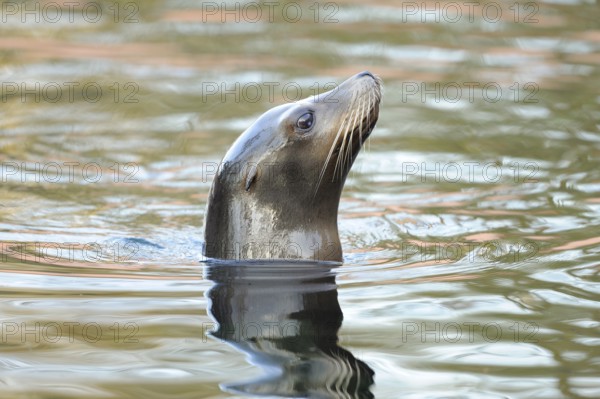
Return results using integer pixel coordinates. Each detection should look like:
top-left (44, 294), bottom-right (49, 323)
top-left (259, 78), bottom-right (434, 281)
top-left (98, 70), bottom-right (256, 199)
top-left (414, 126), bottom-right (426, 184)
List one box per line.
top-left (204, 71), bottom-right (382, 262)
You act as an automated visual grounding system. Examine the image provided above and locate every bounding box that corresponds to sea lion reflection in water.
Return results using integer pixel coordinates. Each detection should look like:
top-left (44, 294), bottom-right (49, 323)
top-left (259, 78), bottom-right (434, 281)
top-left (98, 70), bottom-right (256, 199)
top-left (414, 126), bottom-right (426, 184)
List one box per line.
top-left (206, 263), bottom-right (374, 398)
top-left (203, 72), bottom-right (382, 262)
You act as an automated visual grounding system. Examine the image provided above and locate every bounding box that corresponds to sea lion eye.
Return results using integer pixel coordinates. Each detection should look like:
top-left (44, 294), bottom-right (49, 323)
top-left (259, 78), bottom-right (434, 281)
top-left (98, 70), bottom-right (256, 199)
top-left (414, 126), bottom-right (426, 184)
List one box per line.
top-left (296, 112), bottom-right (314, 131)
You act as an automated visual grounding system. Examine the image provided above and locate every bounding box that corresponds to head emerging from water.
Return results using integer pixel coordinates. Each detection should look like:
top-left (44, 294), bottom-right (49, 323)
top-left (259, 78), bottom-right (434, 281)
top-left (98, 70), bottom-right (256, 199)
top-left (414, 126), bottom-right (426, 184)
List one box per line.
top-left (203, 71), bottom-right (382, 262)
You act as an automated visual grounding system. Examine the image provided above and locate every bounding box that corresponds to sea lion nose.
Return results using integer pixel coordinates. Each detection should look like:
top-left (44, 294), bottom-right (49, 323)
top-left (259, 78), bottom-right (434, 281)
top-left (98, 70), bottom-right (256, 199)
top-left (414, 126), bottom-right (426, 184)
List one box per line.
top-left (356, 71), bottom-right (374, 79)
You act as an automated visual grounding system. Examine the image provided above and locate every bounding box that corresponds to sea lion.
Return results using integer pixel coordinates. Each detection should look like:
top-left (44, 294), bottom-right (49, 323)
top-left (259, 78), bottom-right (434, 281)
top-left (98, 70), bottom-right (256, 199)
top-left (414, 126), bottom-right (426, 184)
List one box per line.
top-left (203, 71), bottom-right (381, 262)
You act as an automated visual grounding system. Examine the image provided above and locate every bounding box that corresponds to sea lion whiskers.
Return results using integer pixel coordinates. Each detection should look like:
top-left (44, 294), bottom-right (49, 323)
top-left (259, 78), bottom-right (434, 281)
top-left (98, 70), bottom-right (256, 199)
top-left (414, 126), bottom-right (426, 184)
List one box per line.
top-left (314, 103), bottom-right (353, 198)
top-left (357, 92), bottom-right (368, 154)
top-left (335, 91), bottom-right (358, 180)
top-left (332, 110), bottom-right (349, 182)
top-left (314, 79), bottom-right (379, 199)
top-left (365, 83), bottom-right (382, 152)
top-left (366, 90), bottom-right (373, 153)
top-left (352, 94), bottom-right (369, 178)
top-left (344, 96), bottom-right (361, 176)
top-left (340, 84), bottom-right (372, 183)
top-left (342, 89), bottom-right (364, 180)
top-left (338, 103), bottom-right (358, 179)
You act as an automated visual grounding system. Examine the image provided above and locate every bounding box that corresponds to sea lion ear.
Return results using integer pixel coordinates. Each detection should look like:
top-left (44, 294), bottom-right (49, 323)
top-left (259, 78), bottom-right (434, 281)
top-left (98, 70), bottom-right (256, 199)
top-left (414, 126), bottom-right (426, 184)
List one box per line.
top-left (245, 165), bottom-right (258, 191)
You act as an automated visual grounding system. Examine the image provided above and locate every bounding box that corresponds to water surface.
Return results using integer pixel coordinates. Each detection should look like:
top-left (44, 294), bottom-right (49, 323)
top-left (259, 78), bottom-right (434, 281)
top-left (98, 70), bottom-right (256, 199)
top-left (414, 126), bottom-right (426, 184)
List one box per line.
top-left (1, 0), bottom-right (600, 398)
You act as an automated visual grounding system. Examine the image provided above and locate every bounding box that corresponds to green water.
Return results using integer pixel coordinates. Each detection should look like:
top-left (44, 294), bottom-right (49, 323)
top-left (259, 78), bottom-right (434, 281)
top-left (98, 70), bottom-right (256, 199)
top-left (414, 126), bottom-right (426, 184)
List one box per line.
top-left (1, 0), bottom-right (600, 398)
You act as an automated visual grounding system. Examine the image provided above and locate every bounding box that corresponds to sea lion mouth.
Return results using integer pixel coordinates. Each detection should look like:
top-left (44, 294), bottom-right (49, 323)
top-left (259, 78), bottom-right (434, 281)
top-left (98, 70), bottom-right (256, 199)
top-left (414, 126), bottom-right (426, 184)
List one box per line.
top-left (315, 73), bottom-right (382, 196)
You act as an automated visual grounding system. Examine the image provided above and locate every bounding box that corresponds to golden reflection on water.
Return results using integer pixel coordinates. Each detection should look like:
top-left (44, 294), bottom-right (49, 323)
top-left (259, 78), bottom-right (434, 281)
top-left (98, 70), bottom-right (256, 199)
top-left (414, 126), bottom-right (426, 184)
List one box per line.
top-left (1, 0), bottom-right (600, 398)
